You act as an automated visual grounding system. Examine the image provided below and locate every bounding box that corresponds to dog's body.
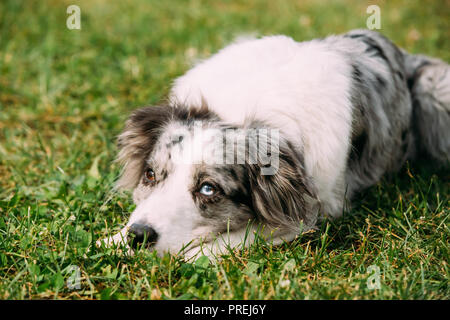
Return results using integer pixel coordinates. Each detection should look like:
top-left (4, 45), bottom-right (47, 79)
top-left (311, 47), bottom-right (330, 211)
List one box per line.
top-left (101, 30), bottom-right (449, 258)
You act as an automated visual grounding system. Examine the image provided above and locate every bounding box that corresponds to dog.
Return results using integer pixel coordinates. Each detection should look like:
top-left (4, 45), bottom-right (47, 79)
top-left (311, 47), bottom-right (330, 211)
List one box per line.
top-left (99, 29), bottom-right (449, 259)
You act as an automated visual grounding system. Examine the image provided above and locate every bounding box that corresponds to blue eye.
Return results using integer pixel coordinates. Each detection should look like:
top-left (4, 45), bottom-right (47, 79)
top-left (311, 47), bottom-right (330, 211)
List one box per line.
top-left (199, 183), bottom-right (215, 196)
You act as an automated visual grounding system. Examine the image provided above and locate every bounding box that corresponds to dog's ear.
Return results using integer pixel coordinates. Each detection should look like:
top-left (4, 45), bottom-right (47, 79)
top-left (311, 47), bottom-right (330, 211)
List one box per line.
top-left (116, 105), bottom-right (173, 190)
top-left (246, 129), bottom-right (317, 230)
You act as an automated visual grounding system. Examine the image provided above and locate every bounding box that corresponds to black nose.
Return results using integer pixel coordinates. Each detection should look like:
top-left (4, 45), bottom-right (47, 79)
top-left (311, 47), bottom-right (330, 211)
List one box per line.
top-left (127, 223), bottom-right (158, 250)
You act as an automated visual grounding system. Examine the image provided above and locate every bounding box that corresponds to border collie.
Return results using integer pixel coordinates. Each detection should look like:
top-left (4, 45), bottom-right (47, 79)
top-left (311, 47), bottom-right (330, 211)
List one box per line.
top-left (99, 29), bottom-right (449, 259)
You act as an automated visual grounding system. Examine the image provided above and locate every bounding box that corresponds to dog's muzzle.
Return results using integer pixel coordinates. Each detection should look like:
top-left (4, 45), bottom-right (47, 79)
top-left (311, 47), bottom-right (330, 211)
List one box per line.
top-left (127, 223), bottom-right (159, 249)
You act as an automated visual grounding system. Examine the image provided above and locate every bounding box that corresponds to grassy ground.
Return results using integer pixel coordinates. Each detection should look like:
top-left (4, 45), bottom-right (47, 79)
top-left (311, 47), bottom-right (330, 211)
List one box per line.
top-left (0, 0), bottom-right (449, 299)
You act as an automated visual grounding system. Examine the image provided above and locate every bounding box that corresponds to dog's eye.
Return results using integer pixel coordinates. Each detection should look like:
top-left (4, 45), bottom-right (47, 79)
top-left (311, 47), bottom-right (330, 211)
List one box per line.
top-left (144, 168), bottom-right (156, 183)
top-left (199, 183), bottom-right (215, 196)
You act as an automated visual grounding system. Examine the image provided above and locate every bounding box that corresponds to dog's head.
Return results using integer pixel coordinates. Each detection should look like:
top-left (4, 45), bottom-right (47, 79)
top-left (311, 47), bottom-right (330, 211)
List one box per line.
top-left (114, 104), bottom-right (316, 256)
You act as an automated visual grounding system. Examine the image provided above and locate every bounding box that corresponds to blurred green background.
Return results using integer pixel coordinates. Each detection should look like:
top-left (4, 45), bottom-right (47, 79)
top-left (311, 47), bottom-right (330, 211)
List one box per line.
top-left (0, 0), bottom-right (448, 299)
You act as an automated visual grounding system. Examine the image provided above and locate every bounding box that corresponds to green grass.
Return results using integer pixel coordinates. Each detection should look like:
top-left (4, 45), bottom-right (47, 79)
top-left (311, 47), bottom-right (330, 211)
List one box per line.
top-left (0, 0), bottom-right (449, 299)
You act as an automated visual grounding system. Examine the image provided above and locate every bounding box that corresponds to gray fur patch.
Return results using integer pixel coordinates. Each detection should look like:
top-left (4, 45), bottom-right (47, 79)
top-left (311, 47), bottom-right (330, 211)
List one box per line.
top-left (340, 29), bottom-right (449, 197)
